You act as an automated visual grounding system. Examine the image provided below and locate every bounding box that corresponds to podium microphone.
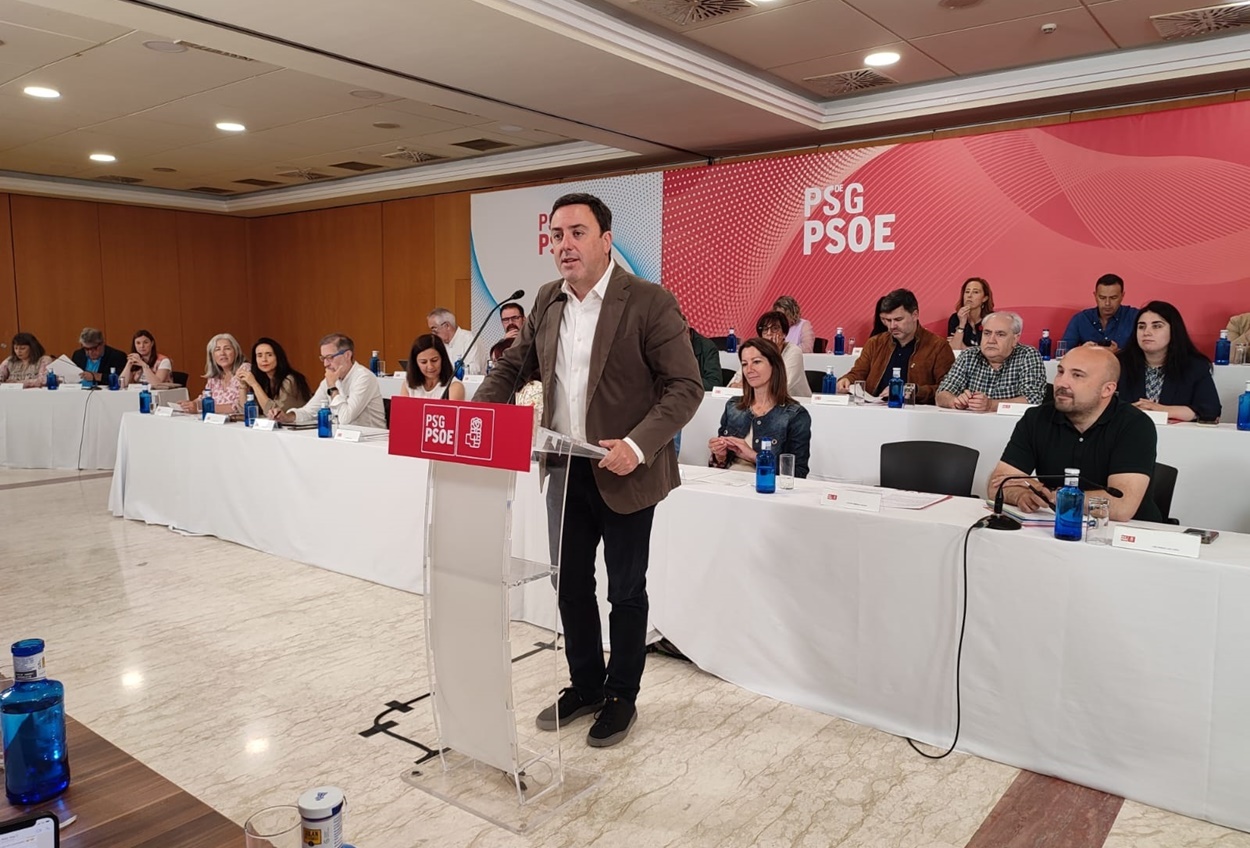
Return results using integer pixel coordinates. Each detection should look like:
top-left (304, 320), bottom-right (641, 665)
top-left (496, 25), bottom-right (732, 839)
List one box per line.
top-left (453, 289), bottom-right (525, 376)
top-left (987, 474), bottom-right (1124, 530)
top-left (506, 291), bottom-right (566, 402)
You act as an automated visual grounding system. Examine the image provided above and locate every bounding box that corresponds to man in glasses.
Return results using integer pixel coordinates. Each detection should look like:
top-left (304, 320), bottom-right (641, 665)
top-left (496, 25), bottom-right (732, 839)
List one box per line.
top-left (71, 327), bottom-right (128, 386)
top-left (271, 332), bottom-right (386, 428)
top-left (427, 308), bottom-right (487, 376)
top-left (499, 301), bottom-right (525, 340)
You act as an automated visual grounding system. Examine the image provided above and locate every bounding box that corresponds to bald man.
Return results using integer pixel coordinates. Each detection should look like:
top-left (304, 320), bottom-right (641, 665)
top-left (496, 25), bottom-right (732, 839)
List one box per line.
top-left (987, 344), bottom-right (1161, 522)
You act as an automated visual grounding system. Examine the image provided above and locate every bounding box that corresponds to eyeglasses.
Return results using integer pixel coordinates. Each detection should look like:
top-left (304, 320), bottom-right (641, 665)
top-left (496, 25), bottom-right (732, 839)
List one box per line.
top-left (428, 321), bottom-right (449, 331)
top-left (319, 349), bottom-right (349, 364)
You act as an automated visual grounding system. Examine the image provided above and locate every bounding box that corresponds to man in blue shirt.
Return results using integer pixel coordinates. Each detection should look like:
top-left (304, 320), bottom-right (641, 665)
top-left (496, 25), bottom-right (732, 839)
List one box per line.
top-left (1060, 274), bottom-right (1138, 351)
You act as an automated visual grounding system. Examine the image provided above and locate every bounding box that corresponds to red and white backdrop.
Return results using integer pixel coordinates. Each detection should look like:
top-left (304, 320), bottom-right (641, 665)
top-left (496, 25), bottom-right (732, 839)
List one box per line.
top-left (474, 101), bottom-right (1250, 348)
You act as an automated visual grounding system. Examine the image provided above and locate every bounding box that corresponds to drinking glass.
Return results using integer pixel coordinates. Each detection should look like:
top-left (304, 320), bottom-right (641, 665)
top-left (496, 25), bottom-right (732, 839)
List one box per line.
top-left (903, 383), bottom-right (916, 406)
top-left (846, 338), bottom-right (857, 352)
top-left (376, 359), bottom-right (388, 375)
top-left (1085, 497), bottom-right (1112, 546)
top-left (852, 380), bottom-right (866, 405)
top-left (244, 805), bottom-right (302, 848)
top-left (1054, 341), bottom-right (1070, 359)
top-left (1234, 344), bottom-right (1247, 365)
top-left (778, 454), bottom-right (795, 490)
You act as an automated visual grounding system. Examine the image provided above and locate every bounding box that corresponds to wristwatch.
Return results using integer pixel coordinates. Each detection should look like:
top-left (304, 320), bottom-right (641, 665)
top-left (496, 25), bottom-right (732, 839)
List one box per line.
top-left (327, 387), bottom-right (339, 397)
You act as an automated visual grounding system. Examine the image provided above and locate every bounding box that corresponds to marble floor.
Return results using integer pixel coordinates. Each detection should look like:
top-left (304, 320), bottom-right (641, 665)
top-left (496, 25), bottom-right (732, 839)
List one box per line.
top-left (2, 468), bottom-right (1249, 847)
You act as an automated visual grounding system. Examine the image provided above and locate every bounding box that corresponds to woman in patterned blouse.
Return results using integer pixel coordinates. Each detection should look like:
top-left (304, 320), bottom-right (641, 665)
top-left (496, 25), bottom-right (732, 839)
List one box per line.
top-left (178, 333), bottom-right (248, 414)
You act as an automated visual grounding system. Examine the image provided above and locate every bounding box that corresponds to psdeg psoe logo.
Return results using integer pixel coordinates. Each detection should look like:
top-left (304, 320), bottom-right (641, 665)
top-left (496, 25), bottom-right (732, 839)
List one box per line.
top-left (421, 404), bottom-right (495, 462)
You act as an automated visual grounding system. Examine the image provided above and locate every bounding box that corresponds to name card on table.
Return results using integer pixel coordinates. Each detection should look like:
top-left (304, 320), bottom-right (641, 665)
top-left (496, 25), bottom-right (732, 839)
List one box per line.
top-left (392, 371), bottom-right (406, 379)
top-left (811, 394), bottom-right (850, 406)
top-left (1112, 524), bottom-right (1201, 558)
top-left (851, 347), bottom-right (863, 357)
top-left (334, 428), bottom-right (362, 442)
top-left (154, 406), bottom-right (174, 417)
top-left (203, 413), bottom-right (228, 425)
top-left (996, 403), bottom-right (1036, 417)
top-left (820, 487), bottom-right (882, 513)
top-left (1142, 409), bottom-right (1169, 426)
top-left (0, 383), bottom-right (23, 391)
top-left (253, 418), bottom-right (276, 431)
top-left (711, 386), bottom-right (743, 398)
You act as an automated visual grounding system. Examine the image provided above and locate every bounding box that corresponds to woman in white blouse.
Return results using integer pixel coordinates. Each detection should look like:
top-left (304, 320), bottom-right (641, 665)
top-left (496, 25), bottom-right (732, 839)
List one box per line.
top-left (119, 329), bottom-right (173, 387)
top-left (399, 334), bottom-right (465, 400)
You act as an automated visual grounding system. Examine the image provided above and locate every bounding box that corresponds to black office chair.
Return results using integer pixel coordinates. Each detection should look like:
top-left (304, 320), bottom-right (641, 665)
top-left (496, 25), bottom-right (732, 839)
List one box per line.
top-left (398, 360), bottom-right (409, 371)
top-left (1151, 462), bottom-right (1179, 524)
top-left (170, 370), bottom-right (189, 387)
top-left (813, 337), bottom-right (829, 353)
top-left (1043, 382), bottom-right (1054, 404)
top-left (710, 336), bottom-right (729, 350)
top-left (805, 370), bottom-right (824, 394)
top-left (383, 397), bottom-right (392, 428)
top-left (880, 440), bottom-right (981, 498)
top-left (721, 367), bottom-right (736, 387)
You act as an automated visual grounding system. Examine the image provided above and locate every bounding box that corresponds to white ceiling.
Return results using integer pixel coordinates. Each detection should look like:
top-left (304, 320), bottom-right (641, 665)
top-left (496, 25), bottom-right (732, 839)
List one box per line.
top-left (1, 0), bottom-right (1249, 213)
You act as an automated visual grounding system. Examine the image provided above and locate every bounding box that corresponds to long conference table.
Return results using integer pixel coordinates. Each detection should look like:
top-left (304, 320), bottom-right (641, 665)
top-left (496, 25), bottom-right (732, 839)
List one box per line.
top-left (0, 385), bottom-right (188, 469)
top-left (107, 411), bottom-right (1250, 833)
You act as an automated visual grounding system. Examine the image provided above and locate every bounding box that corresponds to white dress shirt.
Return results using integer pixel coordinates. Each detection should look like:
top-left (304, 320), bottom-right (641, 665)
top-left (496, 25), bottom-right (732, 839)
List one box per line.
top-left (292, 361), bottom-right (387, 428)
top-left (551, 261), bottom-right (643, 462)
top-left (445, 327), bottom-right (488, 376)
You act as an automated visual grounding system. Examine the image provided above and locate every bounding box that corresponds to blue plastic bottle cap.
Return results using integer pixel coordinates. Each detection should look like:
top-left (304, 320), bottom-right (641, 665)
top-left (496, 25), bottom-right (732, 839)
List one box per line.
top-left (11, 639), bottom-right (44, 657)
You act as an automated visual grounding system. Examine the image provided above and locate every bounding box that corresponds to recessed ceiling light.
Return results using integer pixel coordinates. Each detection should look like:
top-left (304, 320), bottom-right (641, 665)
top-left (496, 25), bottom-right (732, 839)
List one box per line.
top-left (216, 121), bottom-right (246, 132)
top-left (938, 0), bottom-right (983, 7)
top-left (864, 51), bottom-right (901, 67)
top-left (89, 153), bottom-right (116, 163)
top-left (372, 121), bottom-right (401, 129)
top-left (350, 89), bottom-right (385, 100)
top-left (498, 124), bottom-right (524, 133)
top-left (143, 40), bottom-right (187, 53)
top-left (23, 85), bottom-right (60, 99)
top-left (152, 167), bottom-right (177, 173)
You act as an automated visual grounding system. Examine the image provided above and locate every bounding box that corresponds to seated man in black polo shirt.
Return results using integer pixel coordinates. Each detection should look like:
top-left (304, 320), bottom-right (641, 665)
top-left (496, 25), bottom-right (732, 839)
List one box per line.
top-left (986, 344), bottom-right (1160, 522)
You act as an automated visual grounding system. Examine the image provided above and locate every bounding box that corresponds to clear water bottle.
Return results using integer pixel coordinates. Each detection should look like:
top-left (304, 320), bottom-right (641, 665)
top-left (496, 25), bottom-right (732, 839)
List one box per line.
top-left (821, 366), bottom-right (837, 395)
top-left (369, 350), bottom-right (380, 375)
top-left (833, 327), bottom-right (845, 356)
top-left (244, 392), bottom-right (259, 427)
top-left (317, 398), bottom-right (333, 438)
top-left (2, 639), bottom-right (70, 805)
top-left (139, 383), bottom-right (152, 414)
top-left (201, 391), bottom-right (215, 421)
top-left (887, 367), bottom-right (904, 408)
top-left (1038, 329), bottom-right (1052, 361)
top-left (1054, 467), bottom-right (1084, 541)
top-left (1238, 381), bottom-right (1250, 431)
top-left (755, 438), bottom-right (776, 494)
top-left (45, 369), bottom-right (57, 391)
top-left (726, 328), bottom-right (738, 353)
top-left (107, 367), bottom-right (120, 390)
top-left (1215, 329), bottom-right (1231, 365)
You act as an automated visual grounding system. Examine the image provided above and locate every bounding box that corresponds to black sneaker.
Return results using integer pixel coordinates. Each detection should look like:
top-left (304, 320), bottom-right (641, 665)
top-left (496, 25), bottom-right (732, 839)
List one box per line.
top-left (587, 697), bottom-right (637, 748)
top-left (535, 688), bottom-right (605, 732)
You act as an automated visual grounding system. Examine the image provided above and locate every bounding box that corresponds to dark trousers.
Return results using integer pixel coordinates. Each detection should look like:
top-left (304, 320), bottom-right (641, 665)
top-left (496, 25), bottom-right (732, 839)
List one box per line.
top-left (557, 457), bottom-right (655, 704)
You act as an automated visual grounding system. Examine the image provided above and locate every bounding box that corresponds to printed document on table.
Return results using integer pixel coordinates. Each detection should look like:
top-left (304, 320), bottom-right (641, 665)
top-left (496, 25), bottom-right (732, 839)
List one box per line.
top-left (48, 355), bottom-right (82, 383)
top-left (839, 484), bottom-right (949, 510)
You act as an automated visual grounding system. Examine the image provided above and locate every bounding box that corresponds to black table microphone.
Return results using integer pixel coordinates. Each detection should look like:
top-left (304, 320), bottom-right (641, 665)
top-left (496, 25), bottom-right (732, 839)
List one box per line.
top-left (987, 473), bottom-right (1124, 531)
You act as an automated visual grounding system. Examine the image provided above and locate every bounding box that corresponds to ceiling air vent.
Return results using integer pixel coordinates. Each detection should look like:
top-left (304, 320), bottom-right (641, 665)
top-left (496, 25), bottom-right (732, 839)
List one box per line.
top-left (452, 138), bottom-right (513, 152)
top-left (234, 178), bottom-right (283, 187)
top-left (189, 186), bottom-right (233, 194)
top-left (1152, 1), bottom-right (1250, 39)
top-left (276, 169), bottom-right (331, 181)
top-left (632, 0), bottom-right (753, 25)
top-left (95, 175), bottom-right (143, 184)
top-left (330, 161), bottom-right (383, 172)
top-left (803, 68), bottom-right (897, 98)
top-left (173, 40), bottom-right (256, 61)
top-left (381, 148), bottom-right (443, 164)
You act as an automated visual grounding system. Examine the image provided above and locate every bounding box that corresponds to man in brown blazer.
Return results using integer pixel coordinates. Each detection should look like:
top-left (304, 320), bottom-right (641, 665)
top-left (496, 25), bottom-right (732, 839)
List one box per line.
top-left (475, 193), bottom-right (703, 747)
top-left (836, 288), bottom-right (955, 404)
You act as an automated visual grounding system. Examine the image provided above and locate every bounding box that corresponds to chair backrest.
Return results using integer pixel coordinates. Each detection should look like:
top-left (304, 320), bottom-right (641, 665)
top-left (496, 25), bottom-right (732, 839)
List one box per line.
top-left (709, 335), bottom-right (729, 350)
top-left (399, 359), bottom-right (409, 371)
top-left (170, 370), bottom-right (189, 387)
top-left (813, 337), bottom-right (829, 353)
top-left (804, 370), bottom-right (824, 394)
top-left (1043, 382), bottom-right (1054, 405)
top-left (383, 397), bottom-right (392, 428)
top-left (1151, 462), bottom-right (1179, 523)
top-left (721, 367), bottom-right (736, 387)
top-left (880, 440), bottom-right (981, 498)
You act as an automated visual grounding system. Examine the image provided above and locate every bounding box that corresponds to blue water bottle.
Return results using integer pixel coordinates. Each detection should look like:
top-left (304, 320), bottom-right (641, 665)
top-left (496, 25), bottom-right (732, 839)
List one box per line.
top-left (726, 327), bottom-right (738, 353)
top-left (821, 366), bottom-right (837, 395)
top-left (45, 369), bottom-right (58, 390)
top-left (887, 367), bottom-right (904, 408)
top-left (1038, 329), bottom-right (1052, 361)
top-left (833, 327), bottom-right (845, 356)
top-left (2, 639), bottom-right (70, 805)
top-left (107, 367), bottom-right (120, 390)
top-left (244, 391), bottom-right (258, 427)
top-left (755, 438), bottom-right (776, 494)
top-left (1053, 467), bottom-right (1085, 541)
top-left (1238, 380), bottom-right (1250, 431)
top-left (200, 391), bottom-right (215, 421)
top-left (454, 360), bottom-right (465, 381)
top-left (369, 350), bottom-right (380, 376)
top-left (1215, 329), bottom-right (1231, 365)
top-left (317, 399), bottom-right (333, 438)
top-left (139, 383), bottom-right (152, 414)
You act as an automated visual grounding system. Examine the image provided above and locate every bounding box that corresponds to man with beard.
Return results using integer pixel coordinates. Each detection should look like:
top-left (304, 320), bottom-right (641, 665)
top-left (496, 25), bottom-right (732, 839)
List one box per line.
top-left (986, 344), bottom-right (1160, 522)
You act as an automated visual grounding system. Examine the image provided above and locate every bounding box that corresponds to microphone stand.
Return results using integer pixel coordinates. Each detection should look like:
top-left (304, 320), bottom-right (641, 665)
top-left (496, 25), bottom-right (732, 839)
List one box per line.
top-left (453, 289), bottom-right (524, 377)
top-left (987, 474), bottom-right (1124, 531)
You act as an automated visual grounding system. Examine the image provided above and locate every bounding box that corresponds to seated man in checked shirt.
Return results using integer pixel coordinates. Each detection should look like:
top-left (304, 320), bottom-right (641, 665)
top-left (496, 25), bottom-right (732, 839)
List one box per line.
top-left (935, 311), bottom-right (1046, 412)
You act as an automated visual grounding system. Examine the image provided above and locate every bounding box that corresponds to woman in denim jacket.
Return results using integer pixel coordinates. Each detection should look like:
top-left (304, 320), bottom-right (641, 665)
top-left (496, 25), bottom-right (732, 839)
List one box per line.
top-left (708, 338), bottom-right (812, 478)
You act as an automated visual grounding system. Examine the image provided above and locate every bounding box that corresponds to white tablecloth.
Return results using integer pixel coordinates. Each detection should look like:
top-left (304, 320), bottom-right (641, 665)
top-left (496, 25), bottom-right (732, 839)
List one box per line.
top-left (0, 386), bottom-right (187, 469)
top-left (650, 472), bottom-right (1250, 833)
top-left (680, 394), bottom-right (1250, 533)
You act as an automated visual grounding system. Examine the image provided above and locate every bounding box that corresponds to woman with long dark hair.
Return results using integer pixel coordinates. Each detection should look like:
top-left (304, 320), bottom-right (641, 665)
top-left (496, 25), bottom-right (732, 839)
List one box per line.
top-left (0, 332), bottom-right (52, 386)
top-left (238, 337), bottom-right (311, 414)
top-left (947, 277), bottom-right (994, 350)
top-left (1117, 300), bottom-right (1220, 422)
top-left (120, 329), bottom-right (173, 387)
top-left (400, 334), bottom-right (464, 400)
top-left (708, 338), bottom-right (811, 477)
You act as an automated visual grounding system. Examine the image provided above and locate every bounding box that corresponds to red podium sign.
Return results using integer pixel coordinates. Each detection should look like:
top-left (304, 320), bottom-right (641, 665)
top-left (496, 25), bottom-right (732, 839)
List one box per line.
top-left (388, 397), bottom-right (535, 473)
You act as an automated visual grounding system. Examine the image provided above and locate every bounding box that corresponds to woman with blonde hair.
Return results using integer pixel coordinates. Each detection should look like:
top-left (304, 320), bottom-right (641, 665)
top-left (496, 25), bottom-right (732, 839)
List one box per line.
top-left (178, 333), bottom-right (248, 414)
top-left (773, 295), bottom-right (814, 353)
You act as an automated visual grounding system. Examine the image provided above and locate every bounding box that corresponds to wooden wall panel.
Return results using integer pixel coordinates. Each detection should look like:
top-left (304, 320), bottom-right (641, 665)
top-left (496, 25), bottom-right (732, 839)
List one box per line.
top-left (10, 195), bottom-right (104, 358)
top-left (247, 204), bottom-right (384, 382)
top-left (176, 212), bottom-right (250, 396)
top-left (99, 204), bottom-right (185, 377)
top-left (0, 195), bottom-right (17, 357)
top-left (432, 193), bottom-right (472, 328)
top-left (381, 197), bottom-right (437, 370)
